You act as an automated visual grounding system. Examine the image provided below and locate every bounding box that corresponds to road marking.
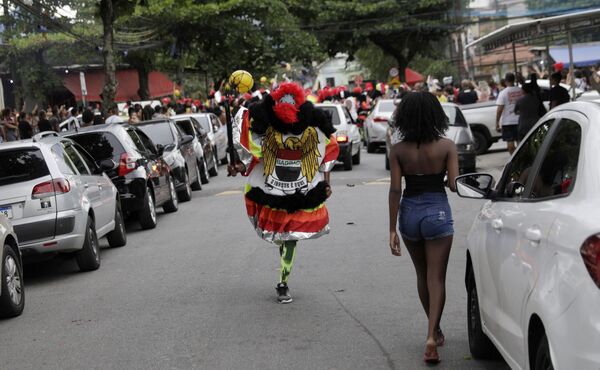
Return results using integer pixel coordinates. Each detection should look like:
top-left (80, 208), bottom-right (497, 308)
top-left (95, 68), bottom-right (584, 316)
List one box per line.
top-left (215, 190), bottom-right (243, 196)
top-left (365, 178), bottom-right (390, 185)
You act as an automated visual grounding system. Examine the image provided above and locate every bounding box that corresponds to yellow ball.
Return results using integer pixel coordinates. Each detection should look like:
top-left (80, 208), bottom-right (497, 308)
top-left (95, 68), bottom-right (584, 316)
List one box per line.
top-left (229, 70), bottom-right (254, 94)
top-left (260, 76), bottom-right (267, 84)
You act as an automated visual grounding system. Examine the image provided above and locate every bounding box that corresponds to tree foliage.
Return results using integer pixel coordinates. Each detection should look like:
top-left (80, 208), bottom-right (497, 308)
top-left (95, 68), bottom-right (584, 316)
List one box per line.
top-left (287, 0), bottom-right (453, 81)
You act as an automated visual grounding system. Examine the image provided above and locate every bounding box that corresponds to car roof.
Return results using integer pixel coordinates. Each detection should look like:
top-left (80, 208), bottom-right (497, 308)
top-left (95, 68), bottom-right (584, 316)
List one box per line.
top-left (137, 119), bottom-right (172, 126)
top-left (61, 123), bottom-right (131, 135)
top-left (0, 132), bottom-right (69, 150)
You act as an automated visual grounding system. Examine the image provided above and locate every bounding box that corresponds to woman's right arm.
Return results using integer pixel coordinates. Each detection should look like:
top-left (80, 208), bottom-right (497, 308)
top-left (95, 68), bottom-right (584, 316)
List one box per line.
top-left (446, 140), bottom-right (459, 192)
top-left (388, 145), bottom-right (403, 256)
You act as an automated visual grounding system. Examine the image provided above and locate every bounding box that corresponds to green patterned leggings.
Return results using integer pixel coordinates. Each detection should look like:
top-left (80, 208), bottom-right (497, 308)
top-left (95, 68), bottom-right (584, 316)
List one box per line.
top-left (279, 241), bottom-right (297, 284)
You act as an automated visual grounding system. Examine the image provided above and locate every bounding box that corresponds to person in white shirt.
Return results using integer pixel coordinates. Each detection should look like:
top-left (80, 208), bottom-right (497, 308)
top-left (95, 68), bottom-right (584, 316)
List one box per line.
top-left (495, 73), bottom-right (524, 154)
top-left (105, 107), bottom-right (124, 124)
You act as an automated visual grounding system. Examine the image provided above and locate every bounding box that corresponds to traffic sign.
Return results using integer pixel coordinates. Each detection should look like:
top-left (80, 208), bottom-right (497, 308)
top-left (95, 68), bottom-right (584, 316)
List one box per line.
top-left (79, 72), bottom-right (87, 97)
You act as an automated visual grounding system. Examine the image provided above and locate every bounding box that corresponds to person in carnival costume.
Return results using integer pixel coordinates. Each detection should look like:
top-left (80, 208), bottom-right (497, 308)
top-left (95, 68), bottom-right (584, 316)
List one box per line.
top-left (228, 82), bottom-right (339, 303)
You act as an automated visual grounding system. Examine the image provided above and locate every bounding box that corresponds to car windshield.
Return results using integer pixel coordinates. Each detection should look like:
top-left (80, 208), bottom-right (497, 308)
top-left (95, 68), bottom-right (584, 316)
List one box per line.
top-left (0, 148), bottom-right (50, 186)
top-left (69, 132), bottom-right (125, 163)
top-left (138, 123), bottom-right (175, 146)
top-left (318, 106), bottom-right (341, 125)
top-left (378, 100), bottom-right (396, 113)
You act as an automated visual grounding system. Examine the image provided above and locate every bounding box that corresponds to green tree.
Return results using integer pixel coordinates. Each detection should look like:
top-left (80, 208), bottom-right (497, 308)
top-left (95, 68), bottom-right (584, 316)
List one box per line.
top-left (287, 0), bottom-right (453, 81)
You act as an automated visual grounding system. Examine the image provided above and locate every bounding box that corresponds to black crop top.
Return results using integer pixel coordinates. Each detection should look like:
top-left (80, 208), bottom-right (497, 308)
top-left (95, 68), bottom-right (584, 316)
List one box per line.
top-left (403, 173), bottom-right (446, 197)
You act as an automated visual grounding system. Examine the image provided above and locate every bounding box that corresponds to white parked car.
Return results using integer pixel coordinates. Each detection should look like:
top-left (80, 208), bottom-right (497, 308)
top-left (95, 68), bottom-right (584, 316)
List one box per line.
top-left (364, 99), bottom-right (397, 153)
top-left (0, 215), bottom-right (24, 318)
top-left (176, 113), bottom-right (229, 165)
top-left (315, 103), bottom-right (362, 170)
top-left (455, 101), bottom-right (600, 369)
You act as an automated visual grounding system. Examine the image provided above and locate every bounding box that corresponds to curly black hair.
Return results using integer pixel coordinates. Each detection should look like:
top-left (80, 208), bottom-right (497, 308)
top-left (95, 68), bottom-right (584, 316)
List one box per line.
top-left (392, 92), bottom-right (448, 145)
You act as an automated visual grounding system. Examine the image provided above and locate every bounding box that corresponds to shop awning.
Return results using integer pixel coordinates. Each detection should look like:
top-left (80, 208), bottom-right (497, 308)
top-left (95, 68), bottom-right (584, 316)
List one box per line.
top-left (549, 43), bottom-right (600, 67)
top-left (63, 69), bottom-right (175, 102)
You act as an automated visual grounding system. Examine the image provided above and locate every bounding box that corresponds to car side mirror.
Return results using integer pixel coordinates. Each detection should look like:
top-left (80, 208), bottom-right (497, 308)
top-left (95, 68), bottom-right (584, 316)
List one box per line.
top-left (455, 173), bottom-right (495, 199)
top-left (179, 135), bottom-right (193, 146)
top-left (156, 144), bottom-right (165, 156)
top-left (98, 159), bottom-right (117, 172)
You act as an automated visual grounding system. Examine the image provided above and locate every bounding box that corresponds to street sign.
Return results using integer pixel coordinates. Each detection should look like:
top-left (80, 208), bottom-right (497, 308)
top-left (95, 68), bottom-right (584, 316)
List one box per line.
top-left (389, 67), bottom-right (399, 77)
top-left (79, 72), bottom-right (87, 97)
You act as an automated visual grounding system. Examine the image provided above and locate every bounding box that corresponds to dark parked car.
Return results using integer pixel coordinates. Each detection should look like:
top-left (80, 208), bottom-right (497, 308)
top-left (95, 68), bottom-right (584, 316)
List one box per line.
top-left (172, 116), bottom-right (218, 184)
top-left (66, 124), bottom-right (179, 230)
top-left (137, 119), bottom-right (201, 201)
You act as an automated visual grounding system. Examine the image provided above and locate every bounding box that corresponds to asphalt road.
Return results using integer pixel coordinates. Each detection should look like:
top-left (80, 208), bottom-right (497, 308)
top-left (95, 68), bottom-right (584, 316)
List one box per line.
top-left (1, 144), bottom-right (512, 370)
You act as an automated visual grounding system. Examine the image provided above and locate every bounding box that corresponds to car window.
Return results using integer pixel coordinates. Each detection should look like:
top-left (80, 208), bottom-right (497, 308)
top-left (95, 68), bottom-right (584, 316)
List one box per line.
top-left (135, 129), bottom-right (158, 154)
top-left (190, 118), bottom-right (207, 136)
top-left (210, 115), bottom-right (221, 132)
top-left (442, 106), bottom-right (457, 125)
top-left (138, 123), bottom-right (175, 146)
top-left (126, 129), bottom-right (148, 154)
top-left (528, 119), bottom-right (581, 199)
top-left (0, 148), bottom-right (50, 186)
top-left (497, 120), bottom-right (554, 199)
top-left (176, 120), bottom-right (195, 137)
top-left (318, 106), bottom-right (341, 125)
top-left (63, 143), bottom-right (90, 175)
top-left (51, 144), bottom-right (77, 175)
top-left (377, 100), bottom-right (396, 113)
top-left (70, 132), bottom-right (125, 163)
top-left (73, 144), bottom-right (99, 174)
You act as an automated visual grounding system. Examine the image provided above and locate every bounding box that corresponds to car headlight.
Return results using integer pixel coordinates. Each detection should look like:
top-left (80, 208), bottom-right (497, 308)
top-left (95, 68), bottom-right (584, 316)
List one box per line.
top-left (457, 143), bottom-right (474, 152)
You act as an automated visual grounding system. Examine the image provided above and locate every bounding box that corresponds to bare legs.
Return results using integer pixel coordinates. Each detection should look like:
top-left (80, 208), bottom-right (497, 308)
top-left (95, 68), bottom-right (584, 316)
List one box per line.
top-left (507, 140), bottom-right (516, 155)
top-left (404, 235), bottom-right (453, 362)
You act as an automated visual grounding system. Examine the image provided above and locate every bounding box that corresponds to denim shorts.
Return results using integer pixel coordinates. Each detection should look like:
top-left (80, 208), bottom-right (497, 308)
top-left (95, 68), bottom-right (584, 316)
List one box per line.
top-left (399, 192), bottom-right (454, 241)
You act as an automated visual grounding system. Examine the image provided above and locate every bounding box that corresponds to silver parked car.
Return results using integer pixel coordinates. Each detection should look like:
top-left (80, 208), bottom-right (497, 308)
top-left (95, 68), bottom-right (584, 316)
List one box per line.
top-left (176, 113), bottom-right (228, 165)
top-left (0, 215), bottom-right (24, 318)
top-left (315, 103), bottom-right (362, 170)
top-left (0, 132), bottom-right (126, 271)
top-left (172, 115), bottom-right (219, 184)
top-left (364, 99), bottom-right (396, 153)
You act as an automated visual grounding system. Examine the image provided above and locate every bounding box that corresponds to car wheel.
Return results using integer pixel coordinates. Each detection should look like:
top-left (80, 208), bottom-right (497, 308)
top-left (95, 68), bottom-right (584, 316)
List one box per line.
top-left (178, 170), bottom-right (193, 201)
top-left (192, 162), bottom-right (204, 189)
top-left (0, 244), bottom-right (24, 318)
top-left (467, 265), bottom-right (499, 359)
top-left (220, 152), bottom-right (229, 165)
top-left (343, 144), bottom-right (353, 171)
top-left (76, 216), bottom-right (101, 272)
top-left (162, 176), bottom-right (179, 213)
top-left (367, 142), bottom-right (378, 153)
top-left (352, 146), bottom-right (361, 164)
top-left (199, 159), bottom-right (210, 185)
top-left (385, 151), bottom-right (390, 170)
top-left (138, 186), bottom-right (157, 229)
top-left (106, 201), bottom-right (127, 248)
top-left (533, 334), bottom-right (554, 370)
top-left (472, 130), bottom-right (489, 155)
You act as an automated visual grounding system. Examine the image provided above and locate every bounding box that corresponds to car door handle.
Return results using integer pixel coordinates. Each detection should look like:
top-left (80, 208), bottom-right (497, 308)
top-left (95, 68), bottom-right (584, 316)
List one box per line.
top-left (84, 183), bottom-right (89, 189)
top-left (525, 227), bottom-right (542, 243)
top-left (491, 218), bottom-right (503, 231)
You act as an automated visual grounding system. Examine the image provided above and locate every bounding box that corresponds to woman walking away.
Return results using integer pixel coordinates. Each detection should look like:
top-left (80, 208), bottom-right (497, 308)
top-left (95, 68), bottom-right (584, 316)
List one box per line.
top-left (388, 92), bottom-right (459, 365)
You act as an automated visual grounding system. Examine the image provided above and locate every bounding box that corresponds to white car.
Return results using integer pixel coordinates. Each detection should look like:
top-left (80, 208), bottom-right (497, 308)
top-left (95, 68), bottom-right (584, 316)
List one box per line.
top-left (364, 99), bottom-right (396, 153)
top-left (315, 103), bottom-right (362, 170)
top-left (455, 101), bottom-right (600, 369)
top-left (0, 215), bottom-right (24, 318)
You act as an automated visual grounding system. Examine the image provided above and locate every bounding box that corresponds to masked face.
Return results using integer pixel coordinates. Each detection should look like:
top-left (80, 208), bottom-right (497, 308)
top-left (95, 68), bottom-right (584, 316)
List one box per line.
top-left (271, 83), bottom-right (305, 125)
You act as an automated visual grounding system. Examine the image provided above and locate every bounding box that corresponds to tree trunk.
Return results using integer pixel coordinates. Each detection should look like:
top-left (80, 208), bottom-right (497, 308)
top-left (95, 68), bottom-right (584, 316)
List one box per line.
top-left (100, 0), bottom-right (117, 110)
top-left (137, 65), bottom-right (150, 101)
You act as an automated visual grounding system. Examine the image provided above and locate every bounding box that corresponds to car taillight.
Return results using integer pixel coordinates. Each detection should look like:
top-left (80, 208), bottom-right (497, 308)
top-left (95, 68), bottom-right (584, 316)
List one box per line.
top-left (581, 235), bottom-right (600, 288)
top-left (336, 134), bottom-right (348, 143)
top-left (373, 117), bottom-right (388, 123)
top-left (118, 153), bottom-right (138, 176)
top-left (32, 179), bottom-right (70, 198)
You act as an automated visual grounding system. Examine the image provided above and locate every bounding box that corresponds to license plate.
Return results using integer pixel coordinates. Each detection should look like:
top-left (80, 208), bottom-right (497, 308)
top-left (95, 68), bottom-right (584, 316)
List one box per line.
top-left (0, 206), bottom-right (13, 219)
